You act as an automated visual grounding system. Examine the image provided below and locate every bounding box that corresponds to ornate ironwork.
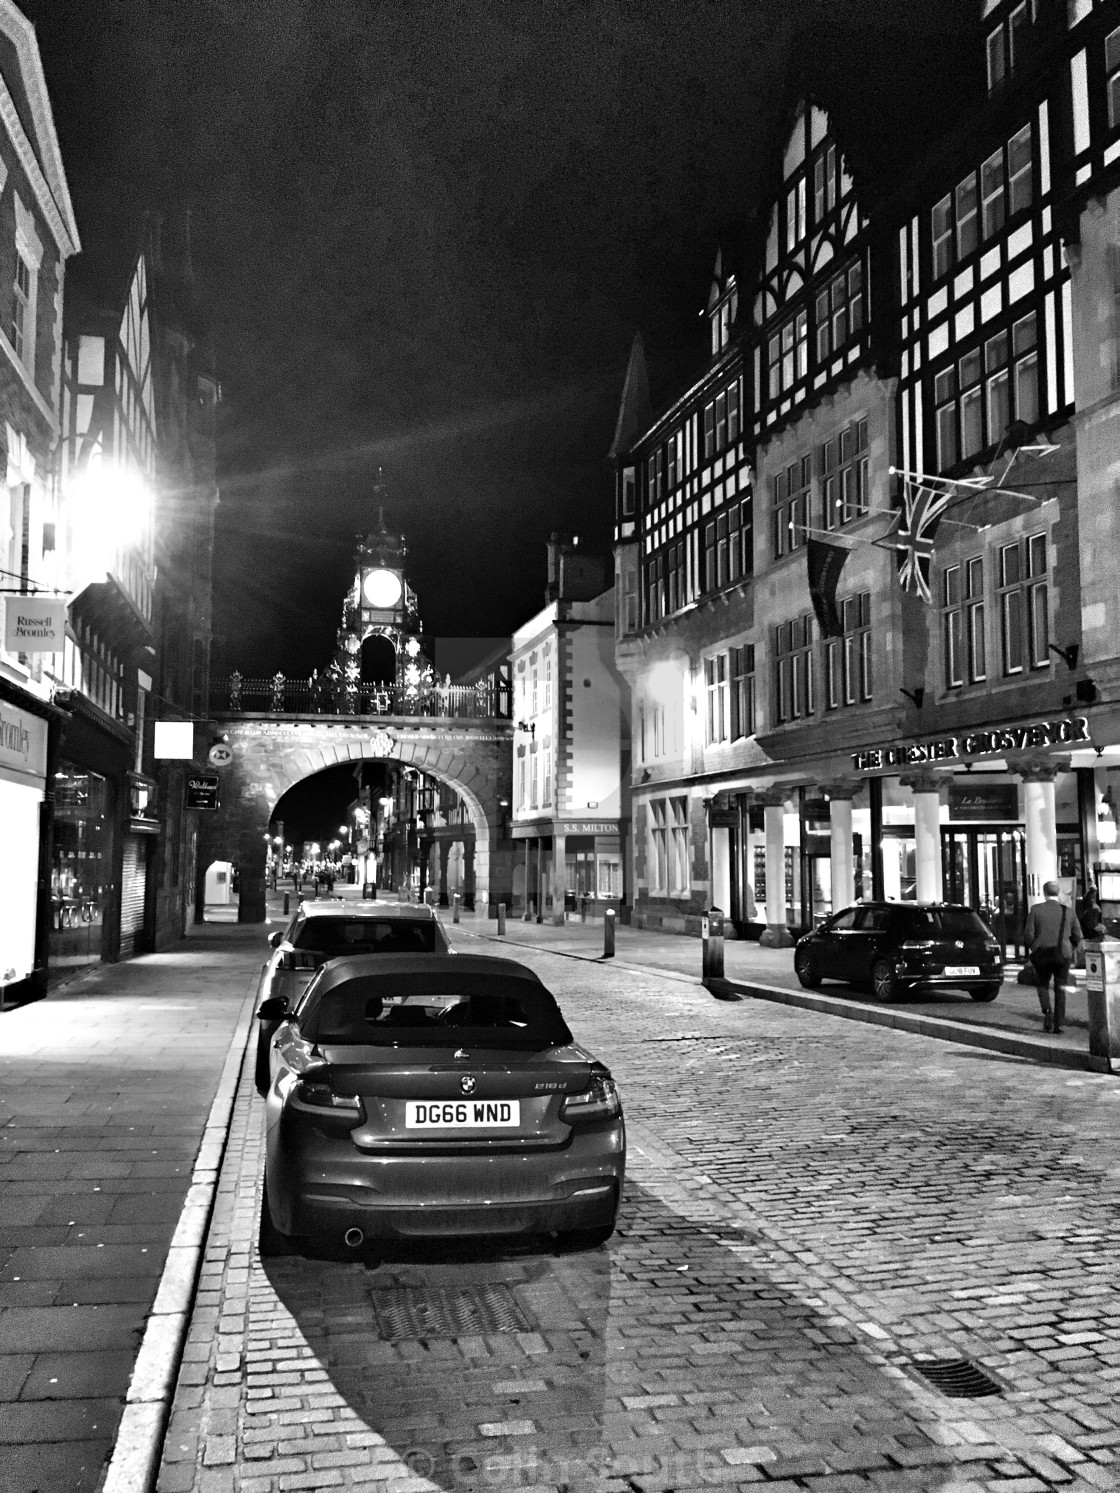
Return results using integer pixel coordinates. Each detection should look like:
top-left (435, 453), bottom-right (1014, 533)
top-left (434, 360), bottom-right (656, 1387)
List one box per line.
top-left (211, 676), bottom-right (512, 720)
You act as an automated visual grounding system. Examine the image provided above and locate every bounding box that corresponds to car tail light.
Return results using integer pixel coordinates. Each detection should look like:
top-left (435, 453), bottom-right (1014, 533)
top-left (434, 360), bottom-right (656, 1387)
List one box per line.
top-left (561, 1072), bottom-right (621, 1125)
top-left (292, 1078), bottom-right (362, 1114)
top-left (900, 939), bottom-right (936, 951)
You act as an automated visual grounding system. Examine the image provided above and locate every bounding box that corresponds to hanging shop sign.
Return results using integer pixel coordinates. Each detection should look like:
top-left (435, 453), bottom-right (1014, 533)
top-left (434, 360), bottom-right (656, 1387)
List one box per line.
top-left (3, 595), bottom-right (68, 652)
top-left (185, 773), bottom-right (220, 810)
top-left (852, 716), bottom-right (1089, 772)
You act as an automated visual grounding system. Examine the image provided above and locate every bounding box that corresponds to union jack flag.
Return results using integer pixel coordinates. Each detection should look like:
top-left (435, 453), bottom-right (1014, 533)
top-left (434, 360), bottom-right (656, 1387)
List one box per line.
top-left (894, 480), bottom-right (952, 603)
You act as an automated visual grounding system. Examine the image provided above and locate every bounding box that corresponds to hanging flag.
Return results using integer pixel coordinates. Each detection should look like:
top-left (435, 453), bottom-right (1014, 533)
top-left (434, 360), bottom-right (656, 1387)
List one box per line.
top-left (894, 480), bottom-right (952, 604)
top-left (806, 537), bottom-right (848, 639)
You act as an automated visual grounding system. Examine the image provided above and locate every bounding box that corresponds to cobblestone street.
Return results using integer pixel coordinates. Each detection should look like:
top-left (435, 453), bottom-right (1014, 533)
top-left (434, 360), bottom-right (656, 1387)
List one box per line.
top-left (157, 938), bottom-right (1120, 1493)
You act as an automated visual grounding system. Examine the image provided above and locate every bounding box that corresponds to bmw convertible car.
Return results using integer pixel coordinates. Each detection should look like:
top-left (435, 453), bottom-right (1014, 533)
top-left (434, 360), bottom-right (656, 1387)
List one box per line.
top-left (256, 953), bottom-right (625, 1254)
top-left (253, 900), bottom-right (450, 1093)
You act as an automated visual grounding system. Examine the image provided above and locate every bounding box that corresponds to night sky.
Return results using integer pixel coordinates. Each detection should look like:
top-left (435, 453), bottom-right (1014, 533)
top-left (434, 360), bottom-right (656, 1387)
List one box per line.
top-left (26, 0), bottom-right (978, 841)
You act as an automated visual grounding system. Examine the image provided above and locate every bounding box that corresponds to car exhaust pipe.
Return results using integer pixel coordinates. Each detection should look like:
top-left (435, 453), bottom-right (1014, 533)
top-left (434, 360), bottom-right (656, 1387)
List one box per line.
top-left (344, 1227), bottom-right (364, 1248)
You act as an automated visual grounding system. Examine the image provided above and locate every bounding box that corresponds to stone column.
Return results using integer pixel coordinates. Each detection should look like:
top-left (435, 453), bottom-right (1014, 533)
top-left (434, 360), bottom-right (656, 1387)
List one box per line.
top-left (464, 837), bottom-right (477, 911)
top-left (437, 840), bottom-right (451, 906)
top-left (823, 783), bottom-right (858, 911)
top-left (551, 831), bottom-right (566, 925)
top-left (901, 771), bottom-right (943, 903)
top-left (1019, 758), bottom-right (1064, 900)
top-left (758, 791), bottom-right (793, 948)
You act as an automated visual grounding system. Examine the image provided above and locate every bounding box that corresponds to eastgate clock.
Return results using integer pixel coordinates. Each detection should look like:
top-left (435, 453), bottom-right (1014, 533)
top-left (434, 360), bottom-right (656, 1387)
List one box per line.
top-left (362, 568), bottom-right (403, 608)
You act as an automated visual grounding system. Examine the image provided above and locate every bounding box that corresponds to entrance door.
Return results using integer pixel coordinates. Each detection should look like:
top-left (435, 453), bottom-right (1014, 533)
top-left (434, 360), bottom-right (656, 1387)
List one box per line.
top-left (941, 827), bottom-right (1027, 956)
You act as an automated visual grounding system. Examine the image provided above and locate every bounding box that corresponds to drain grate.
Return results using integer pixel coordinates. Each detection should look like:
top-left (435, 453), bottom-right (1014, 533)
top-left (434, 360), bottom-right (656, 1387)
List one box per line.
top-left (369, 1283), bottom-right (534, 1340)
top-left (910, 1357), bottom-right (1002, 1398)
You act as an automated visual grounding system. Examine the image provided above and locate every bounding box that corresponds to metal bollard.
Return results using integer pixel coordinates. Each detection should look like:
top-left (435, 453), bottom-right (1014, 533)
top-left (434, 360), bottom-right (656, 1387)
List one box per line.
top-left (497, 902), bottom-right (507, 936)
top-left (580, 895), bottom-right (588, 924)
top-left (453, 893), bottom-right (461, 924)
top-left (283, 892), bottom-right (290, 915)
top-left (603, 907), bottom-right (616, 958)
top-left (702, 905), bottom-right (726, 989)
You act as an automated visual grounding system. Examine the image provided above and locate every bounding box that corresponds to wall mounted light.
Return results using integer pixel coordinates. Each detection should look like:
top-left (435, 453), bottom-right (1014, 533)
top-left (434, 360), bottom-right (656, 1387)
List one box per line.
top-left (1049, 642), bottom-right (1079, 669)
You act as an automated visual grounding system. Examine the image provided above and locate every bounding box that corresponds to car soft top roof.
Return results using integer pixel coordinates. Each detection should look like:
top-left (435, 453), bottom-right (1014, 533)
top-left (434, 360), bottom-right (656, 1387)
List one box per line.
top-left (309, 952), bottom-right (542, 993)
top-left (294, 901), bottom-right (438, 921)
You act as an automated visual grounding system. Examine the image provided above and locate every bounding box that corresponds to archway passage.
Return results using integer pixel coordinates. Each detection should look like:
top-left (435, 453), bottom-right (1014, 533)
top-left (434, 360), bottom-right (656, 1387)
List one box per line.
top-left (361, 634), bottom-right (396, 685)
top-left (195, 716), bottom-right (513, 923)
top-left (202, 859), bottom-right (240, 922)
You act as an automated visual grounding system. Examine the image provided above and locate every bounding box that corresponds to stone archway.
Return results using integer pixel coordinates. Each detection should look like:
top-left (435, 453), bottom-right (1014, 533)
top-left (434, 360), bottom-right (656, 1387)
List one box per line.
top-left (196, 716), bottom-right (513, 922)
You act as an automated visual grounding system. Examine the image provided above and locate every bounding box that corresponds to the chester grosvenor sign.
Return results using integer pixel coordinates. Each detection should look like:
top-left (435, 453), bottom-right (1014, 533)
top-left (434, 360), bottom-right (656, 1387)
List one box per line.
top-left (852, 715), bottom-right (1089, 772)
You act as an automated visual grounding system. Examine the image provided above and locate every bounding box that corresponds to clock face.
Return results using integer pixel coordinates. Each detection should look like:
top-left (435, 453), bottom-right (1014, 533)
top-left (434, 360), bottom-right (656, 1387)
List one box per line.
top-left (363, 568), bottom-right (403, 608)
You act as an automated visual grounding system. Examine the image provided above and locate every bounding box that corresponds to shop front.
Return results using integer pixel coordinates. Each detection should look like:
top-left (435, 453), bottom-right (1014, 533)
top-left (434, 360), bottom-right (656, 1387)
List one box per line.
top-left (0, 692), bottom-right (51, 1003)
top-left (712, 710), bottom-right (1109, 950)
top-left (511, 817), bottom-right (625, 924)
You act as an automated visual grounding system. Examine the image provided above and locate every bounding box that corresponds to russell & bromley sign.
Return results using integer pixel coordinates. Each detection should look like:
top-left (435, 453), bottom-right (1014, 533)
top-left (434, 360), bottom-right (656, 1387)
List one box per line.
top-left (852, 715), bottom-right (1089, 773)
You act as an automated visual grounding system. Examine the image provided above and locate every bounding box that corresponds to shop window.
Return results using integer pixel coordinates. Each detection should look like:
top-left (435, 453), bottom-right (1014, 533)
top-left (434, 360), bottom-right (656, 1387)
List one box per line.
top-left (598, 857), bottom-right (622, 898)
top-left (1109, 26), bottom-right (1120, 130)
top-left (821, 418), bottom-right (869, 528)
top-left (705, 653), bottom-right (729, 744)
top-left (999, 531), bottom-right (1049, 675)
top-left (775, 613), bottom-right (815, 723)
top-left (824, 593), bottom-right (871, 708)
top-left (730, 643), bottom-right (755, 739)
top-left (649, 797), bottom-right (688, 895)
top-left (772, 453), bottom-right (811, 558)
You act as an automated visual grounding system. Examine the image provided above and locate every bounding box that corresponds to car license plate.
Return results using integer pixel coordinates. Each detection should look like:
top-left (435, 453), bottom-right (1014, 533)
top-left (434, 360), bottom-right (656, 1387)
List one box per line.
top-left (943, 965), bottom-right (980, 977)
top-left (405, 1099), bottom-right (521, 1129)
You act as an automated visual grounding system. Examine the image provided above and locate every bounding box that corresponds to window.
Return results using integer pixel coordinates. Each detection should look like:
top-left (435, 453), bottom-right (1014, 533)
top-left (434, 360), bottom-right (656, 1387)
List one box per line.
top-left (11, 255), bottom-right (29, 362)
top-left (544, 655), bottom-right (551, 710)
top-left (824, 593), bottom-right (871, 708)
top-left (703, 403), bottom-right (715, 460)
top-left (943, 564), bottom-right (964, 688)
top-left (934, 312), bottom-right (1039, 471)
top-left (813, 144), bottom-right (837, 222)
top-left (646, 552), bottom-right (664, 623)
top-left (988, 1), bottom-right (1036, 91)
top-left (705, 654), bottom-right (729, 743)
top-left (981, 148), bottom-right (1006, 239)
top-left (542, 743), bottom-right (552, 806)
top-left (987, 24), bottom-right (1007, 91)
top-left (517, 751), bottom-right (526, 810)
top-left (1109, 26), bottom-right (1120, 131)
top-left (649, 800), bottom-right (667, 892)
top-left (669, 796), bottom-right (689, 895)
top-left (821, 418), bottom-right (869, 528)
top-left (956, 174), bottom-right (978, 260)
top-left (772, 454), bottom-right (811, 557)
top-left (710, 280), bottom-right (738, 356)
top-left (730, 644), bottom-right (755, 739)
top-left (775, 613), bottom-right (815, 723)
top-left (1008, 125), bottom-right (1032, 215)
top-left (786, 176), bottom-right (807, 250)
top-left (621, 467), bottom-right (635, 516)
top-left (999, 532), bottom-right (1048, 675)
top-left (727, 380), bottom-right (740, 444)
top-left (646, 448), bottom-right (663, 503)
top-left (815, 261), bottom-right (864, 365)
top-left (932, 194), bottom-right (953, 280)
top-left (769, 312), bottom-right (809, 401)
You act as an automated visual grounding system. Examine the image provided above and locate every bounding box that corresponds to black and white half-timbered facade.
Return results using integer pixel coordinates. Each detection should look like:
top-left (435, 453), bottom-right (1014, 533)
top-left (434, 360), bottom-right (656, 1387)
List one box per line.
top-left (612, 0), bottom-right (1120, 953)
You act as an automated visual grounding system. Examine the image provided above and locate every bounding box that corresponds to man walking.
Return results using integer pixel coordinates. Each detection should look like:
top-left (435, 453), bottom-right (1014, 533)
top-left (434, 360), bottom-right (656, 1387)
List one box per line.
top-left (1023, 880), bottom-right (1082, 1034)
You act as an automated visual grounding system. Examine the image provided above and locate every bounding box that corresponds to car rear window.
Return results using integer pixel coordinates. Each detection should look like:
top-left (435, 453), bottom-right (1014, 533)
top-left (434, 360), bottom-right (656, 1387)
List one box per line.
top-left (898, 907), bottom-right (990, 937)
top-left (309, 972), bottom-right (573, 1049)
top-left (294, 919), bottom-right (442, 955)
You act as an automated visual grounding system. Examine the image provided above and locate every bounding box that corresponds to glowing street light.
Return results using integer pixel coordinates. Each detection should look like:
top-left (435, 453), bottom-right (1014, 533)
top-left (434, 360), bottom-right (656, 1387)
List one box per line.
top-left (66, 453), bottom-right (153, 593)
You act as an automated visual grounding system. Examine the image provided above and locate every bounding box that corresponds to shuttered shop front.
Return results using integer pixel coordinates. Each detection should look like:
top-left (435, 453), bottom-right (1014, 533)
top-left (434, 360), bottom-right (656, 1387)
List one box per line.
top-left (120, 838), bottom-right (147, 957)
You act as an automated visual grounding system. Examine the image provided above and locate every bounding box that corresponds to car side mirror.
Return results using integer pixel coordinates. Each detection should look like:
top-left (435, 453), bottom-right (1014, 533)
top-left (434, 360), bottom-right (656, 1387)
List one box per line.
top-left (256, 996), bottom-right (289, 1021)
top-left (267, 931), bottom-right (284, 948)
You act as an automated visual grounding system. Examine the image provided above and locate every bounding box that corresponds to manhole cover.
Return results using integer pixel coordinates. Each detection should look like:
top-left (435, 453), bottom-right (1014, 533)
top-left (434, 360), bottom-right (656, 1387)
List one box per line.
top-left (369, 1283), bottom-right (534, 1339)
top-left (910, 1357), bottom-right (1002, 1398)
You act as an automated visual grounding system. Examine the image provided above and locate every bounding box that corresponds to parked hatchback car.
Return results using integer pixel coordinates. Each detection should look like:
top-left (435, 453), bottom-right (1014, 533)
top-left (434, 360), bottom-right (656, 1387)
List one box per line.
top-left (256, 953), bottom-right (625, 1254)
top-left (253, 901), bottom-right (451, 1093)
top-left (794, 902), bottom-right (1004, 1001)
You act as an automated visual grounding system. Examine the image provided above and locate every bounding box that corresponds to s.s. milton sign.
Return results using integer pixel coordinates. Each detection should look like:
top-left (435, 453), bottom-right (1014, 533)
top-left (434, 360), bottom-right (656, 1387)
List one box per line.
top-left (852, 715), bottom-right (1089, 772)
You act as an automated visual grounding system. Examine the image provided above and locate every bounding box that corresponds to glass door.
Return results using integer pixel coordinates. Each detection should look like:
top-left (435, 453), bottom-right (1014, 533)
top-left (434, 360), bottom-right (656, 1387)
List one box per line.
top-left (942, 827), bottom-right (1026, 957)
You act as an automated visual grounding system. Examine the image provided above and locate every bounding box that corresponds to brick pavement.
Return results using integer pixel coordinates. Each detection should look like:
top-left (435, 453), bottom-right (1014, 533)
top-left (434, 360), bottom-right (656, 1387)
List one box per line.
top-left (156, 940), bottom-right (1120, 1492)
top-left (0, 922), bottom-right (269, 1493)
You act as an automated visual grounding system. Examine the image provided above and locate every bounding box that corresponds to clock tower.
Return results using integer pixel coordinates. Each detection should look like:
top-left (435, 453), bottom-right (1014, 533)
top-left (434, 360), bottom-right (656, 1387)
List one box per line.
top-left (325, 494), bottom-right (433, 712)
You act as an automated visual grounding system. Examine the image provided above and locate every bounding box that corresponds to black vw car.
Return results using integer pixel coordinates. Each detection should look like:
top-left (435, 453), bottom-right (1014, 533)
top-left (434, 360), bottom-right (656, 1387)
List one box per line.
top-left (794, 901), bottom-right (1004, 1002)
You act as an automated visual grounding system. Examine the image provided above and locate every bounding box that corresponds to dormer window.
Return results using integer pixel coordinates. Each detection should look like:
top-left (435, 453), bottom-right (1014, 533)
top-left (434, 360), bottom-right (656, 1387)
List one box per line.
top-left (710, 276), bottom-right (738, 356)
top-left (986, 1), bottom-right (1036, 92)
